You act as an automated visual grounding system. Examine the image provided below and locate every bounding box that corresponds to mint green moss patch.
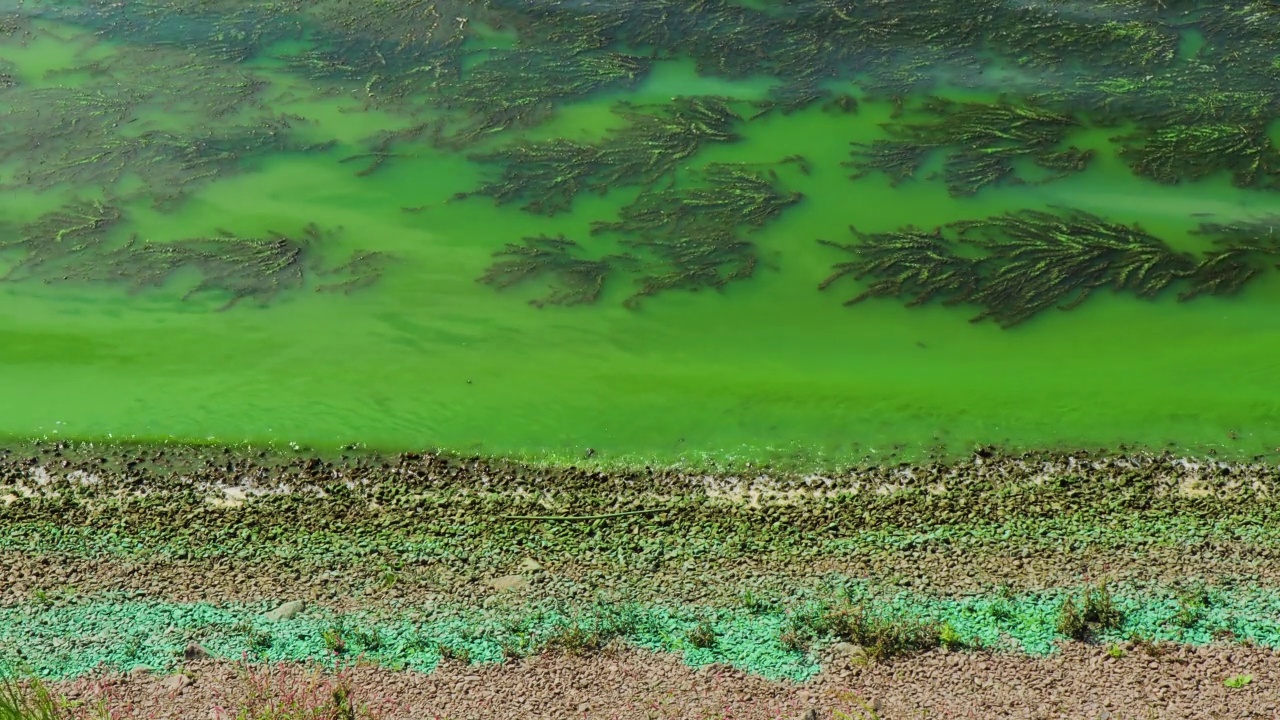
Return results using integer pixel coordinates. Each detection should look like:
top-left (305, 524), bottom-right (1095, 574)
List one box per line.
top-left (3, 584), bottom-right (1280, 682)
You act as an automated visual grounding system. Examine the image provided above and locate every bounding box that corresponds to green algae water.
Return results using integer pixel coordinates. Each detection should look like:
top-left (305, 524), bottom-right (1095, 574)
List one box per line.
top-left (1, 2), bottom-right (1279, 469)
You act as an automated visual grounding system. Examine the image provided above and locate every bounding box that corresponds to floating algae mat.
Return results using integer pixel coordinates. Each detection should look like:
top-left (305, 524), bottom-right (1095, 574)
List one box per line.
top-left (0, 1), bottom-right (1279, 467)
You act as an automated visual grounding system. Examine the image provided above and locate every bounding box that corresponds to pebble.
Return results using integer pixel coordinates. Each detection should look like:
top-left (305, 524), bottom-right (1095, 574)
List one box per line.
top-left (830, 642), bottom-right (866, 659)
top-left (162, 674), bottom-right (190, 692)
top-left (487, 574), bottom-right (529, 592)
top-left (264, 599), bottom-right (304, 621)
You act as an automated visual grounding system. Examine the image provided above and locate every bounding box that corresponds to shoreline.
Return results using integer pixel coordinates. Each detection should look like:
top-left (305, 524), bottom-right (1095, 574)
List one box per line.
top-left (33, 643), bottom-right (1280, 720)
top-left (2, 438), bottom-right (1278, 717)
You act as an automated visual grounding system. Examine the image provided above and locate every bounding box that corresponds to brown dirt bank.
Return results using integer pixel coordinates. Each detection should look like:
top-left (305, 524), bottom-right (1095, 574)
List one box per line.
top-left (2, 441), bottom-right (1278, 610)
top-left (2, 440), bottom-right (1276, 502)
top-left (2, 542), bottom-right (1273, 609)
top-left (52, 643), bottom-right (1280, 719)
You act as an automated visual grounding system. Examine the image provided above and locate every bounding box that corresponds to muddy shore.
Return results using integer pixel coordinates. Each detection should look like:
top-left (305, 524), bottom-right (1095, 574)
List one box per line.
top-left (3, 441), bottom-right (1279, 717)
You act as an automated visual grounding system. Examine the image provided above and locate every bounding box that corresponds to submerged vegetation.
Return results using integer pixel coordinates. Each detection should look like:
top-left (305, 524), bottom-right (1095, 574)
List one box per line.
top-left (595, 163), bottom-right (804, 306)
top-left (820, 210), bottom-right (1280, 327)
top-left (461, 96), bottom-right (742, 215)
top-left (2, 1), bottom-right (1280, 321)
top-left (847, 99), bottom-right (1093, 196)
top-left (0, 43), bottom-right (330, 210)
top-left (0, 201), bottom-right (386, 309)
top-left (479, 162), bottom-right (803, 308)
top-left (478, 235), bottom-right (632, 308)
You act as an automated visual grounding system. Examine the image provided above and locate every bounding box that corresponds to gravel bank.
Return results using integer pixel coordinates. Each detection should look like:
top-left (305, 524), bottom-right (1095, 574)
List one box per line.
top-left (52, 643), bottom-right (1280, 719)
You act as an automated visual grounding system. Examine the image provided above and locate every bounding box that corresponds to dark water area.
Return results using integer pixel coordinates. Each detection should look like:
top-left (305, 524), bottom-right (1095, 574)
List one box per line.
top-left (0, 0), bottom-right (1277, 469)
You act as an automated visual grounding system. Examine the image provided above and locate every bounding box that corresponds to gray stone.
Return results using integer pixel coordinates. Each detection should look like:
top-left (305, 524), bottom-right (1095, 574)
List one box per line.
top-left (162, 674), bottom-right (191, 692)
top-left (264, 599), bottom-right (305, 622)
top-left (799, 710), bottom-right (818, 720)
top-left (830, 642), bottom-right (866, 657)
top-left (518, 558), bottom-right (544, 572)
top-left (487, 574), bottom-right (529, 592)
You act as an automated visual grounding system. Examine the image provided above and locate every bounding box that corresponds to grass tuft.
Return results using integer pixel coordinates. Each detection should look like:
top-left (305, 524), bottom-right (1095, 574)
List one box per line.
top-left (1058, 582), bottom-right (1124, 641)
top-left (686, 621), bottom-right (717, 650)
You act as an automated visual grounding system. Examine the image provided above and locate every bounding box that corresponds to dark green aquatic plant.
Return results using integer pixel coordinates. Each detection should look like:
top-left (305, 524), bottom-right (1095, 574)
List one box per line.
top-left (28, 0), bottom-right (307, 63)
top-left (436, 50), bottom-right (650, 147)
top-left (987, 2), bottom-right (1177, 72)
top-left (3, 116), bottom-right (332, 210)
top-left (0, 199), bottom-right (123, 281)
top-left (592, 164), bottom-right (802, 237)
top-left (847, 98), bottom-right (1092, 196)
top-left (478, 163), bottom-right (801, 308)
top-left (0, 10), bottom-right (34, 46)
top-left (952, 209), bottom-right (1196, 327)
top-left (461, 138), bottom-right (603, 215)
top-left (621, 231), bottom-right (760, 307)
top-left (0, 202), bottom-right (385, 309)
top-left (46, 45), bottom-right (269, 118)
top-left (1179, 216), bottom-right (1280, 300)
top-left (282, 0), bottom-right (472, 105)
top-left (0, 45), bottom-right (325, 209)
top-left (817, 209), bottom-right (1280, 327)
top-left (339, 123), bottom-right (432, 177)
top-left (478, 235), bottom-right (634, 308)
top-left (592, 163), bottom-right (803, 306)
top-left (818, 228), bottom-right (981, 308)
top-left (463, 96), bottom-right (742, 215)
top-left (1115, 123), bottom-right (1280, 189)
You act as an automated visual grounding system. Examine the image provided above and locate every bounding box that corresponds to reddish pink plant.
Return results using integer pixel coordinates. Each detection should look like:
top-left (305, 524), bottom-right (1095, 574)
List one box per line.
top-left (210, 656), bottom-right (406, 720)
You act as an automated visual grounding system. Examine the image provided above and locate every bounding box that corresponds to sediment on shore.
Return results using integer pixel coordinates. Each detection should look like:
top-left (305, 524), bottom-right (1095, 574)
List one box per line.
top-left (2, 440), bottom-right (1278, 689)
top-left (42, 643), bottom-right (1280, 720)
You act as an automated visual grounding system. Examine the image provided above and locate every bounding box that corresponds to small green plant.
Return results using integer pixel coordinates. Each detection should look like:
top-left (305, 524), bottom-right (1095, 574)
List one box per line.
top-left (1129, 633), bottom-right (1168, 657)
top-left (819, 601), bottom-right (947, 661)
top-left (322, 627), bottom-right (347, 655)
top-left (1057, 598), bottom-right (1088, 640)
top-left (1082, 582), bottom-right (1123, 630)
top-left (1173, 587), bottom-right (1210, 629)
top-left (213, 660), bottom-right (393, 720)
top-left (988, 599), bottom-right (1014, 621)
top-left (28, 587), bottom-right (76, 609)
top-left (832, 690), bottom-right (882, 720)
top-left (778, 626), bottom-right (808, 653)
top-left (1224, 674), bottom-right (1253, 689)
top-left (233, 622), bottom-right (273, 652)
top-left (1058, 582), bottom-right (1124, 641)
top-left (350, 628), bottom-right (382, 653)
top-left (939, 623), bottom-right (965, 650)
top-left (376, 570), bottom-right (398, 590)
top-left (740, 590), bottom-right (774, 614)
top-left (542, 623), bottom-right (609, 656)
top-left (1106, 643), bottom-right (1126, 659)
top-left (686, 620), bottom-right (717, 649)
top-left (0, 672), bottom-right (84, 720)
top-left (436, 643), bottom-right (471, 664)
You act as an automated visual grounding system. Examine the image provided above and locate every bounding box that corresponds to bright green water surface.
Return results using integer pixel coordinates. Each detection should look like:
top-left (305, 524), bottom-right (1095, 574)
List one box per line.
top-left (1, 10), bottom-right (1278, 469)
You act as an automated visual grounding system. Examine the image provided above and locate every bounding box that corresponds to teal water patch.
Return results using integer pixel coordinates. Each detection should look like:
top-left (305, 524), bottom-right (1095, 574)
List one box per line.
top-left (5, 584), bottom-right (1280, 682)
